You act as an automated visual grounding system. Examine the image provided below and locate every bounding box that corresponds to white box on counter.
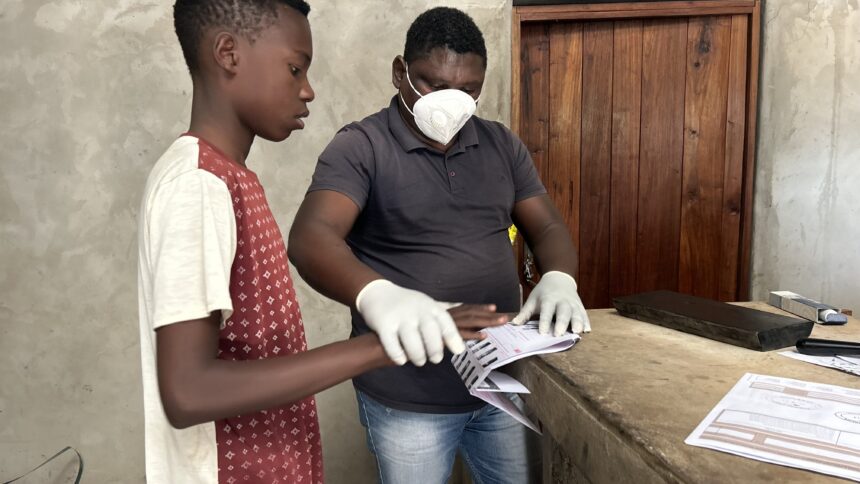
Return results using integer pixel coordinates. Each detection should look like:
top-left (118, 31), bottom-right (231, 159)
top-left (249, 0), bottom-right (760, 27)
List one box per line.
top-left (768, 291), bottom-right (848, 325)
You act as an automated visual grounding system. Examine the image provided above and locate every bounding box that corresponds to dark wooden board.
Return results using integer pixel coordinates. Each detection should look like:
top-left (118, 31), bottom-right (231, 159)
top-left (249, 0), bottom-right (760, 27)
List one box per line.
top-left (613, 291), bottom-right (813, 351)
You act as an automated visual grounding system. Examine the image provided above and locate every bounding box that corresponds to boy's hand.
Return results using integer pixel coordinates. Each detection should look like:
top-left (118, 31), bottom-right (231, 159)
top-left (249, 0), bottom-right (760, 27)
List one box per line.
top-left (447, 304), bottom-right (508, 340)
top-left (356, 280), bottom-right (464, 367)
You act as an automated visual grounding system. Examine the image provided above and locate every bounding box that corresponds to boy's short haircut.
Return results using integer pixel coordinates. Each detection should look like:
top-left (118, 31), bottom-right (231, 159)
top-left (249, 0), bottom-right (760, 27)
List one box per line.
top-left (404, 7), bottom-right (487, 68)
top-left (174, 0), bottom-right (311, 73)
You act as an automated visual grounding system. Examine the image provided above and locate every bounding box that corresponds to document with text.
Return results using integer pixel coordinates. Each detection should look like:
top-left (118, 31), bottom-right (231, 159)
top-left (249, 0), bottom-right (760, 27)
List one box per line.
top-left (780, 349), bottom-right (860, 377)
top-left (452, 321), bottom-right (580, 433)
top-left (686, 373), bottom-right (860, 482)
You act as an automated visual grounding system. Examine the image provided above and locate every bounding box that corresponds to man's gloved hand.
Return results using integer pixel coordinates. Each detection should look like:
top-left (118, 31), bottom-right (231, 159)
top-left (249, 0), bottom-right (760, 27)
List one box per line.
top-left (511, 271), bottom-right (591, 336)
top-left (355, 279), bottom-right (466, 366)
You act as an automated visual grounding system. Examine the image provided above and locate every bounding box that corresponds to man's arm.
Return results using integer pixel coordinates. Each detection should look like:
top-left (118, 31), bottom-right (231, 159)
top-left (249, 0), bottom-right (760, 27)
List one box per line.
top-left (288, 190), bottom-right (379, 305)
top-left (511, 194), bottom-right (591, 335)
top-left (512, 194), bottom-right (578, 276)
top-left (288, 190), bottom-right (507, 366)
top-left (157, 312), bottom-right (390, 429)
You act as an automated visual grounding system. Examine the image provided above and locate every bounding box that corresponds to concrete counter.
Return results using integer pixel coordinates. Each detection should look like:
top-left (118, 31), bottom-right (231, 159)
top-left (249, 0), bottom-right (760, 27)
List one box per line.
top-left (510, 302), bottom-right (858, 483)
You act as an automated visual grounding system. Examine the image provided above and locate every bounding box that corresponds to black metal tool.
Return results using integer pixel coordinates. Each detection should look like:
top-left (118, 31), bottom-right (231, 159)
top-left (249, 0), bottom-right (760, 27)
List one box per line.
top-left (796, 338), bottom-right (860, 356)
top-left (613, 291), bottom-right (813, 351)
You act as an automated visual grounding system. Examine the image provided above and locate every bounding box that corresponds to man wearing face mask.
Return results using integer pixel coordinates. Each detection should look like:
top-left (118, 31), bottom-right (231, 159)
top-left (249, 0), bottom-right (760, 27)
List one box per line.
top-left (288, 7), bottom-right (590, 483)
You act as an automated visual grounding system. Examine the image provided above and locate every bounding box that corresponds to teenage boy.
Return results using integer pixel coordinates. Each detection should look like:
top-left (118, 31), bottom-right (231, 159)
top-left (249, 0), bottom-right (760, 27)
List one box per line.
top-left (138, 2), bottom-right (506, 482)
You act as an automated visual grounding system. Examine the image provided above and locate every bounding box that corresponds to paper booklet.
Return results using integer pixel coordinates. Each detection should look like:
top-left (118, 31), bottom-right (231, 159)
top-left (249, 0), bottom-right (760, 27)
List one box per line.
top-left (451, 321), bottom-right (580, 433)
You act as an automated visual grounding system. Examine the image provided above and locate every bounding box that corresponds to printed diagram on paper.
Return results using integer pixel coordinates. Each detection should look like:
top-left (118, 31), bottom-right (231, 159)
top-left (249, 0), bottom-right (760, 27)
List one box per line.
top-left (686, 373), bottom-right (860, 482)
top-left (780, 349), bottom-right (860, 377)
top-left (452, 321), bottom-right (579, 433)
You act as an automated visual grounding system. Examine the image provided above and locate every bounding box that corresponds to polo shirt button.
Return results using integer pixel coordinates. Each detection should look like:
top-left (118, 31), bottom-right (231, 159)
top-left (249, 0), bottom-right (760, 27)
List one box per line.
top-left (449, 171), bottom-right (456, 177)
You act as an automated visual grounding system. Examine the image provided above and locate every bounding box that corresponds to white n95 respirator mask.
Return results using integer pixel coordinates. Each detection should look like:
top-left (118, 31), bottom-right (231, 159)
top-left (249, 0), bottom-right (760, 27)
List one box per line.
top-left (399, 62), bottom-right (478, 145)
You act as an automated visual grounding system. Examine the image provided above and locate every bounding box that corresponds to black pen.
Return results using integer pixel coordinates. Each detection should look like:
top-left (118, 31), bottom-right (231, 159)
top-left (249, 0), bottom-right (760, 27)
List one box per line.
top-left (796, 338), bottom-right (860, 356)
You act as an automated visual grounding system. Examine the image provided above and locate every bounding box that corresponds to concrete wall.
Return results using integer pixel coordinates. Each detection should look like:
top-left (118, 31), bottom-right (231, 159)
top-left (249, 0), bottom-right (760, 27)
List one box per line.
top-left (751, 0), bottom-right (860, 311)
top-left (0, 1), bottom-right (510, 482)
top-left (4, 0), bottom-right (856, 482)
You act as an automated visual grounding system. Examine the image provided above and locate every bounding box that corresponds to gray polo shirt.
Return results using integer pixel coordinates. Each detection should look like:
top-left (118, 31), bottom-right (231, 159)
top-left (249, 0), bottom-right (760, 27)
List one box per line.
top-left (308, 96), bottom-right (546, 413)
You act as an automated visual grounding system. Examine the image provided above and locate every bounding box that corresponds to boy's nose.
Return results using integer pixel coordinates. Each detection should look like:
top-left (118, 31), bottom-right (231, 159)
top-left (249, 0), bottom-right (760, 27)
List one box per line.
top-left (301, 80), bottom-right (315, 103)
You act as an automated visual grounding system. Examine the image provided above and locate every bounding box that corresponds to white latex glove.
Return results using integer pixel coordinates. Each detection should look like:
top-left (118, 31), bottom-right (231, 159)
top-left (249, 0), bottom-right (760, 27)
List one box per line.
top-left (355, 279), bottom-right (466, 366)
top-left (511, 271), bottom-right (591, 336)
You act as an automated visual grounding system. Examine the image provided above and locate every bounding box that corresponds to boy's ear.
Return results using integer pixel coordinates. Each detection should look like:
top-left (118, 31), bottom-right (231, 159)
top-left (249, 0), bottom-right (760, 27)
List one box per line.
top-left (391, 55), bottom-right (406, 90)
top-left (212, 31), bottom-right (240, 74)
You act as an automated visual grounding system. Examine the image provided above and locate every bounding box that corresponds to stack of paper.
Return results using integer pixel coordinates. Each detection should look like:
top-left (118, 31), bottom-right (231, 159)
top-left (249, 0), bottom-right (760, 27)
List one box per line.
top-left (452, 321), bottom-right (579, 433)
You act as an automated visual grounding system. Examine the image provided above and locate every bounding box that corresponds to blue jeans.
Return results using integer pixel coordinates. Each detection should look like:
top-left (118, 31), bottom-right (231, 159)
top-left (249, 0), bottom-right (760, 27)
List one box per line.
top-left (355, 390), bottom-right (540, 484)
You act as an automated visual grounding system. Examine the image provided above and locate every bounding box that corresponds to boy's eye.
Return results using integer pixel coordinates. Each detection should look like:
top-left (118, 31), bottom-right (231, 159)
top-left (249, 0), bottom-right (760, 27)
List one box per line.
top-left (289, 65), bottom-right (301, 76)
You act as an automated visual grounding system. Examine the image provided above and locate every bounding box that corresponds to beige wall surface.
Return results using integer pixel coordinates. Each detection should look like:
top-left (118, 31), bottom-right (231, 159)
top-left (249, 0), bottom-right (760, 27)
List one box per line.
top-left (5, 0), bottom-right (858, 482)
top-left (0, 1), bottom-right (510, 482)
top-left (751, 0), bottom-right (860, 311)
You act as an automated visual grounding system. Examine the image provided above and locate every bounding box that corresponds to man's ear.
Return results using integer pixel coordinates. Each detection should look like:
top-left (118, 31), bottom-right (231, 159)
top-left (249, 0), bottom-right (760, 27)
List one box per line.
top-left (391, 55), bottom-right (406, 90)
top-left (212, 31), bottom-right (240, 75)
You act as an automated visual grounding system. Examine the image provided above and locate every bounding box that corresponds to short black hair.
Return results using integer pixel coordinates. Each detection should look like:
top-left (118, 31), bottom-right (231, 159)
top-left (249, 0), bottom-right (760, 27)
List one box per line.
top-left (404, 7), bottom-right (487, 67)
top-left (174, 0), bottom-right (311, 73)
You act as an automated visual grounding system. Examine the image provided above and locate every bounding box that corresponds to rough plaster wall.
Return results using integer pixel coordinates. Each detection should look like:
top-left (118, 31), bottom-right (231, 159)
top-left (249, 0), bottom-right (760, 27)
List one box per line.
top-left (752, 0), bottom-right (860, 310)
top-left (0, 1), bottom-right (510, 482)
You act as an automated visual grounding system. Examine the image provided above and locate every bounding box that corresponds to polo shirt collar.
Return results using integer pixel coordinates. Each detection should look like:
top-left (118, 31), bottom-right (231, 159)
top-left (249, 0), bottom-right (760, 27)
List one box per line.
top-left (386, 96), bottom-right (479, 154)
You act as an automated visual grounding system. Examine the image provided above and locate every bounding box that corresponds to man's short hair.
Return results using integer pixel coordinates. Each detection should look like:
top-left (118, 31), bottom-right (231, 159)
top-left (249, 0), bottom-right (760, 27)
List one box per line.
top-left (404, 7), bottom-right (487, 67)
top-left (174, 0), bottom-right (311, 73)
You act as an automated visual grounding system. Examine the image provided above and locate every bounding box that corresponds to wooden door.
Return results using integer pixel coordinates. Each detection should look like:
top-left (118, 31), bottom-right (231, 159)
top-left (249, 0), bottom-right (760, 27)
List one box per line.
top-left (512, 1), bottom-right (761, 308)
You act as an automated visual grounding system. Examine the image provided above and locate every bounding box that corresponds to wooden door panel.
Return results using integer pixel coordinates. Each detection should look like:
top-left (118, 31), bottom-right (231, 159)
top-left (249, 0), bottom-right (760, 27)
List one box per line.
top-left (520, 22), bottom-right (550, 176)
top-left (579, 21), bottom-right (614, 309)
top-left (679, 15), bottom-right (732, 299)
top-left (636, 18), bottom-right (688, 296)
top-left (719, 14), bottom-right (750, 301)
top-left (547, 23), bottom-right (583, 270)
top-left (609, 20), bottom-right (643, 300)
top-left (515, 10), bottom-right (753, 308)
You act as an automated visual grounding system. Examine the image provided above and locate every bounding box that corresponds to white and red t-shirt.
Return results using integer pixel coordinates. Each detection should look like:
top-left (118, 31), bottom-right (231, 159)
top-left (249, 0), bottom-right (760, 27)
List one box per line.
top-left (137, 135), bottom-right (323, 483)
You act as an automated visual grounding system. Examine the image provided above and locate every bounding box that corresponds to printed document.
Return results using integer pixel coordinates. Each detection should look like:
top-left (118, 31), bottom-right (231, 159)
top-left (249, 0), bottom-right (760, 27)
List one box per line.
top-left (686, 373), bottom-right (860, 482)
top-left (780, 349), bottom-right (860, 377)
top-left (452, 321), bottom-right (580, 433)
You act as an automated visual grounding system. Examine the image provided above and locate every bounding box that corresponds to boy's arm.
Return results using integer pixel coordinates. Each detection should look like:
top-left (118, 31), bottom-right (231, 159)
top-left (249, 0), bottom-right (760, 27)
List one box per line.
top-left (157, 312), bottom-right (390, 429)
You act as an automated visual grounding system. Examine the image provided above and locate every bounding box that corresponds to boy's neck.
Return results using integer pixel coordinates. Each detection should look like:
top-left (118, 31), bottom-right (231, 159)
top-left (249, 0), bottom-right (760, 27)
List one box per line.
top-left (188, 79), bottom-right (254, 166)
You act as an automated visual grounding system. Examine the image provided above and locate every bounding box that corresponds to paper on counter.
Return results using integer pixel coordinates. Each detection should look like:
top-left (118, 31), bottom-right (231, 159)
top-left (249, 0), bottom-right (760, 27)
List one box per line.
top-left (780, 349), bottom-right (860, 377)
top-left (686, 373), bottom-right (860, 482)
